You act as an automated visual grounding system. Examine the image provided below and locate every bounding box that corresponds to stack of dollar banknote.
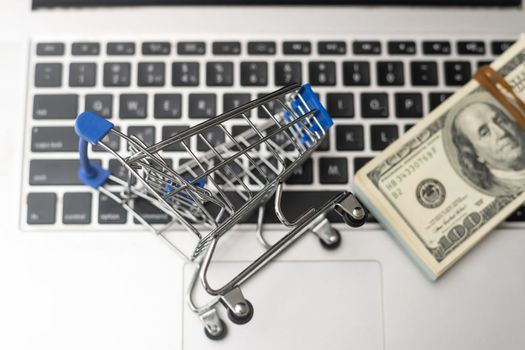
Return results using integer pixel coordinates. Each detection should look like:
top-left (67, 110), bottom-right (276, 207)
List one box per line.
top-left (354, 38), bottom-right (525, 280)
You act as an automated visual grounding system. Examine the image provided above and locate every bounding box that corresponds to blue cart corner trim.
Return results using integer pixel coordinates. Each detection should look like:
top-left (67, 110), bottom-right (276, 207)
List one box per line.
top-left (297, 84), bottom-right (334, 131)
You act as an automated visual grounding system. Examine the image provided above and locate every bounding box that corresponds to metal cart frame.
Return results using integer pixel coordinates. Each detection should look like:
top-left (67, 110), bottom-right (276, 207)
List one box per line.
top-left (75, 83), bottom-right (367, 340)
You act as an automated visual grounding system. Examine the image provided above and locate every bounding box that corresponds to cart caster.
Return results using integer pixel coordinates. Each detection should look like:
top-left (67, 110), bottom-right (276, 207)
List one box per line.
top-left (204, 319), bottom-right (227, 341)
top-left (227, 299), bottom-right (254, 325)
top-left (335, 194), bottom-right (368, 228)
top-left (341, 210), bottom-right (368, 228)
top-left (319, 228), bottom-right (341, 250)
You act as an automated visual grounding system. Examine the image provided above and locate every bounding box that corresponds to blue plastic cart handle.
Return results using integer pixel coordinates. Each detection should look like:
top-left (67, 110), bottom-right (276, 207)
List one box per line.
top-left (75, 112), bottom-right (113, 189)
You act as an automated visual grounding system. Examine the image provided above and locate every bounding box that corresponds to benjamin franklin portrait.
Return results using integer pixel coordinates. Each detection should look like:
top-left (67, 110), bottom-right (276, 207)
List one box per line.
top-left (443, 92), bottom-right (525, 196)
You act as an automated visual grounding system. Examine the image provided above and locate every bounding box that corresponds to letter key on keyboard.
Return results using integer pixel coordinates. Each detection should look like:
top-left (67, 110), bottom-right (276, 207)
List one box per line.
top-left (27, 193), bottom-right (57, 225)
top-left (63, 193), bottom-right (92, 225)
top-left (319, 158), bottom-right (348, 184)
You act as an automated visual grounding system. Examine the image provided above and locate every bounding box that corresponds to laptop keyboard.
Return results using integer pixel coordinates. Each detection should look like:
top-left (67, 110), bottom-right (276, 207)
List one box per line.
top-left (23, 37), bottom-right (525, 229)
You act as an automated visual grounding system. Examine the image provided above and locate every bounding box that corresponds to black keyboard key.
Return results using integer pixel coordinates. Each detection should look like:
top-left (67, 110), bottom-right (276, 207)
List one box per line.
top-left (388, 41), bottom-right (416, 55)
top-left (285, 159), bottom-right (313, 184)
top-left (172, 62), bottom-right (199, 86)
top-left (223, 93), bottom-right (251, 114)
top-left (317, 131), bottom-right (330, 151)
top-left (257, 93), bottom-right (280, 118)
top-left (309, 61), bottom-right (336, 86)
top-left (69, 63), bottom-right (96, 87)
top-left (377, 61), bottom-right (404, 86)
top-left (353, 157), bottom-right (373, 173)
top-left (98, 193), bottom-right (127, 224)
top-left (108, 159), bottom-right (136, 185)
top-left (318, 41), bottom-right (346, 55)
top-left (85, 94), bottom-right (113, 119)
top-left (343, 61), bottom-right (370, 86)
top-left (29, 159), bottom-right (100, 185)
top-left (189, 94), bottom-right (216, 118)
top-left (107, 42), bottom-right (135, 55)
top-left (162, 126), bottom-right (190, 151)
top-left (138, 62), bottom-right (165, 86)
top-left (268, 125), bottom-right (294, 151)
top-left (457, 41), bottom-right (485, 55)
top-left (491, 40), bottom-right (514, 55)
top-left (212, 41), bottom-right (241, 55)
top-left (361, 93), bottom-right (389, 118)
top-left (478, 60), bottom-right (492, 68)
top-left (92, 126), bottom-right (120, 152)
top-left (154, 94), bottom-right (182, 118)
top-left (423, 41), bottom-right (451, 55)
top-left (178, 41), bottom-right (205, 55)
top-left (214, 161), bottom-right (245, 185)
top-left (36, 42), bottom-right (64, 56)
top-left (319, 158), bottom-right (348, 184)
top-left (411, 61), bottom-right (438, 86)
top-left (133, 198), bottom-right (170, 224)
top-left (128, 126), bottom-right (155, 147)
top-left (248, 41), bottom-right (276, 55)
top-left (336, 125), bottom-right (364, 151)
top-left (274, 61), bottom-right (302, 86)
top-left (232, 125), bottom-right (250, 136)
top-left (241, 191), bottom-right (345, 224)
top-left (445, 61), bottom-right (472, 86)
top-left (27, 193), bottom-right (56, 225)
top-left (232, 125), bottom-right (260, 149)
top-left (367, 214), bottom-right (378, 223)
top-left (103, 62), bottom-right (131, 87)
top-left (206, 62), bottom-right (234, 86)
top-left (395, 93), bottom-right (423, 118)
top-left (241, 62), bottom-right (268, 86)
top-left (404, 124), bottom-right (416, 132)
top-left (429, 92), bottom-right (453, 111)
top-left (326, 93), bottom-right (354, 118)
top-left (119, 94), bottom-right (147, 119)
top-left (197, 126), bottom-right (225, 151)
top-left (371, 125), bottom-right (398, 151)
top-left (35, 63), bottom-right (62, 87)
top-left (283, 41), bottom-right (311, 55)
top-left (31, 126), bottom-right (77, 152)
top-left (249, 158), bottom-right (279, 185)
top-left (353, 41), bottom-right (381, 55)
top-left (142, 41), bottom-right (170, 55)
top-left (507, 206), bottom-right (525, 222)
top-left (72, 42), bottom-right (100, 56)
top-left (33, 94), bottom-right (78, 119)
top-left (63, 193), bottom-right (92, 225)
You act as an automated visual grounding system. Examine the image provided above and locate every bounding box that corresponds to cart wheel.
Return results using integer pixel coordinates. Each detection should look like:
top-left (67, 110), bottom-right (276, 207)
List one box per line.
top-left (204, 319), bottom-right (227, 341)
top-left (319, 228), bottom-right (341, 250)
top-left (342, 210), bottom-right (368, 228)
top-left (227, 300), bottom-right (254, 325)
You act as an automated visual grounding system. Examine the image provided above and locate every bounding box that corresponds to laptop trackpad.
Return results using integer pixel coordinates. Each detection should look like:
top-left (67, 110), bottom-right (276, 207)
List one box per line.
top-left (183, 260), bottom-right (384, 350)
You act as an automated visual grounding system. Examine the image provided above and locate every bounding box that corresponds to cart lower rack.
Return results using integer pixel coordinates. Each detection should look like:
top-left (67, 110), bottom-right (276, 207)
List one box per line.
top-left (75, 83), bottom-right (367, 340)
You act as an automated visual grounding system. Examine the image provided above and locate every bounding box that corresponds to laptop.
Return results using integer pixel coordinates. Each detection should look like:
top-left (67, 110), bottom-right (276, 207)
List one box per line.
top-left (0, 0), bottom-right (524, 349)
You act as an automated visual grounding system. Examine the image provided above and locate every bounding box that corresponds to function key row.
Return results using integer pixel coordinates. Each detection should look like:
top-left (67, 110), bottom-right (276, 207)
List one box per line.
top-left (36, 40), bottom-right (515, 57)
top-left (34, 60), bottom-right (492, 88)
top-left (31, 91), bottom-right (453, 121)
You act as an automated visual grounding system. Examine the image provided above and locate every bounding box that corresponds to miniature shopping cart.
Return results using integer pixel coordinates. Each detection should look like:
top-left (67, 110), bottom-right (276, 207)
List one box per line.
top-left (75, 83), bottom-right (367, 340)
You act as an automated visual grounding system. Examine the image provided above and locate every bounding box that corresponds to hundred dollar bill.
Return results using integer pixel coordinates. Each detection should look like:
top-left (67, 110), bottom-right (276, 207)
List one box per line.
top-left (353, 38), bottom-right (525, 280)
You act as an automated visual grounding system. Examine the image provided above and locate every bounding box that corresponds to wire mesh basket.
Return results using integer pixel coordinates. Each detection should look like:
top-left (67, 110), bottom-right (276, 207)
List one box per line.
top-left (75, 83), bottom-right (367, 340)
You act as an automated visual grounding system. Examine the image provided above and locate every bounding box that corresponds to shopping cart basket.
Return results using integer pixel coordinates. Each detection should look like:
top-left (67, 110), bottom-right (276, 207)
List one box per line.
top-left (75, 83), bottom-right (367, 340)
